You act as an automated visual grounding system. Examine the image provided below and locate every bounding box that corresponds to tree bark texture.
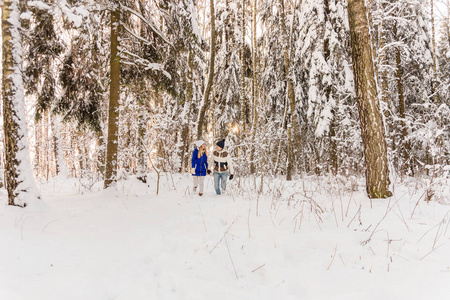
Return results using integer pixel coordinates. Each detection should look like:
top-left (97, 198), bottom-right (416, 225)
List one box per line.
top-left (324, 0), bottom-right (338, 175)
top-left (279, 0), bottom-right (298, 180)
top-left (136, 0), bottom-right (149, 183)
top-left (2, 0), bottom-right (39, 206)
top-left (180, 51), bottom-right (194, 173)
top-left (378, 16), bottom-right (389, 114)
top-left (250, 0), bottom-right (258, 174)
top-left (347, 0), bottom-right (392, 198)
top-left (104, 5), bottom-right (121, 188)
top-left (395, 45), bottom-right (411, 175)
top-left (197, 0), bottom-right (215, 140)
top-left (240, 0), bottom-right (248, 128)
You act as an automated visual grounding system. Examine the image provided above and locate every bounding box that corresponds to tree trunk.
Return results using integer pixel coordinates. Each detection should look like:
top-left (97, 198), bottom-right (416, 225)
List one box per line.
top-left (431, 0), bottom-right (439, 104)
top-left (395, 42), bottom-right (411, 176)
top-left (181, 50), bottom-right (195, 172)
top-left (44, 110), bottom-right (50, 180)
top-left (136, 0), bottom-right (148, 183)
top-left (274, 99), bottom-right (289, 174)
top-left (240, 0), bottom-right (248, 129)
top-left (224, 0), bottom-right (229, 63)
top-left (347, 0), bottom-right (392, 199)
top-left (279, 0), bottom-right (298, 180)
top-left (2, 0), bottom-right (39, 206)
top-left (324, 0), bottom-right (338, 175)
top-left (365, 0), bottom-right (378, 78)
top-left (430, 0), bottom-right (443, 166)
top-left (250, 0), bottom-right (258, 174)
top-left (286, 124), bottom-right (294, 181)
top-left (104, 4), bottom-right (121, 188)
top-left (34, 118), bottom-right (42, 178)
top-left (53, 117), bottom-right (68, 177)
top-left (197, 0), bottom-right (215, 140)
top-left (329, 120), bottom-right (338, 175)
top-left (378, 14), bottom-right (389, 114)
top-left (137, 103), bottom-right (147, 183)
top-left (51, 118), bottom-right (59, 176)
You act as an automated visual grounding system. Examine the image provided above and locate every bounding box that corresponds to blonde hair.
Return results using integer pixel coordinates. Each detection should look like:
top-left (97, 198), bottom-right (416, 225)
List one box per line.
top-left (197, 144), bottom-right (207, 158)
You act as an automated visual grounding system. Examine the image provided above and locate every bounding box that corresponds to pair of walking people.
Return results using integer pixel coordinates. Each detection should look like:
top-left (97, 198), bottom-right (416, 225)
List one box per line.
top-left (191, 139), bottom-right (234, 196)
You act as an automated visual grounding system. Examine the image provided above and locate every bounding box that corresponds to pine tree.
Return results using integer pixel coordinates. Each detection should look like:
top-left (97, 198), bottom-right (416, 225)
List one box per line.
top-left (294, 0), bottom-right (354, 175)
top-left (347, 0), bottom-right (392, 198)
top-left (24, 0), bottom-right (65, 178)
top-left (279, 0), bottom-right (298, 180)
top-left (104, 1), bottom-right (121, 188)
top-left (214, 0), bottom-right (243, 136)
top-left (372, 0), bottom-right (435, 175)
top-left (259, 0), bottom-right (290, 175)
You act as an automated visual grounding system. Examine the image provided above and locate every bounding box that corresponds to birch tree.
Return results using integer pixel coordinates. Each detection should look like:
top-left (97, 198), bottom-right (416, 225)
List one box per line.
top-left (2, 0), bottom-right (40, 206)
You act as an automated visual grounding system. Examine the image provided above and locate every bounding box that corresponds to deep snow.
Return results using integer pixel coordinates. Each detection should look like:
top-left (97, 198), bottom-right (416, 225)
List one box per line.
top-left (1, 173), bottom-right (449, 300)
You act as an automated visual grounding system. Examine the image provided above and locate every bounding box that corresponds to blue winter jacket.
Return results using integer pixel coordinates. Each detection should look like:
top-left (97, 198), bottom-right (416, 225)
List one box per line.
top-left (191, 148), bottom-right (208, 176)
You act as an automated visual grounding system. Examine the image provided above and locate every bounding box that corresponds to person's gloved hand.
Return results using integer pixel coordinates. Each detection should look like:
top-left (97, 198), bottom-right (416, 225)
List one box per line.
top-left (191, 168), bottom-right (196, 174)
top-left (207, 170), bottom-right (212, 175)
top-left (229, 174), bottom-right (234, 180)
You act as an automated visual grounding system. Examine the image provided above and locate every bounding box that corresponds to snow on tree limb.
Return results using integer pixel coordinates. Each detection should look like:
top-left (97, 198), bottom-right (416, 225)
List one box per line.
top-left (119, 48), bottom-right (172, 79)
top-left (123, 24), bottom-right (153, 45)
top-left (121, 4), bottom-right (173, 48)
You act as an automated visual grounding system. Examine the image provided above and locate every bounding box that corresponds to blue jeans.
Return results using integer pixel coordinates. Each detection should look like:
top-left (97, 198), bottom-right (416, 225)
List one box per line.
top-left (214, 171), bottom-right (228, 195)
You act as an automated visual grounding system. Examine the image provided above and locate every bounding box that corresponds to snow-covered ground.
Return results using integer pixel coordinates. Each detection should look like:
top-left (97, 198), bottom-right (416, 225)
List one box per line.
top-left (1, 173), bottom-right (449, 300)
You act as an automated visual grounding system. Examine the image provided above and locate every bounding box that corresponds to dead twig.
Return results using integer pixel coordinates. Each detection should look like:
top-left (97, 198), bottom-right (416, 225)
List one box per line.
top-left (327, 244), bottom-right (338, 270)
top-left (362, 197), bottom-right (401, 245)
top-left (420, 243), bottom-right (445, 261)
top-left (225, 236), bottom-right (239, 279)
top-left (251, 264), bottom-right (266, 273)
top-left (347, 204), bottom-right (362, 228)
top-left (210, 217), bottom-right (239, 254)
top-left (42, 220), bottom-right (60, 233)
top-left (196, 200), bottom-right (207, 233)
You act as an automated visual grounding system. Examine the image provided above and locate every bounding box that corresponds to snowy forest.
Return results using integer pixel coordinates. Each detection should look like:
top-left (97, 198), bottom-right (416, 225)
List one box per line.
top-left (1, 0), bottom-right (450, 204)
top-left (1, 0), bottom-right (450, 299)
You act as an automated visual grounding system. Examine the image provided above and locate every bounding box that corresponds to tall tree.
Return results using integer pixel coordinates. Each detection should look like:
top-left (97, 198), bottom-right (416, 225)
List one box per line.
top-left (104, 1), bottom-right (121, 188)
top-left (259, 0), bottom-right (292, 176)
top-left (197, 0), bottom-right (216, 140)
top-left (24, 1), bottom-right (65, 179)
top-left (240, 0), bottom-right (248, 128)
top-left (279, 0), bottom-right (299, 180)
top-left (393, 22), bottom-right (411, 175)
top-left (249, 0), bottom-right (258, 174)
top-left (373, 0), bottom-right (435, 175)
top-left (431, 0), bottom-right (439, 104)
top-left (347, 0), bottom-right (392, 198)
top-left (214, 0), bottom-right (242, 136)
top-left (2, 0), bottom-right (39, 206)
top-left (294, 0), bottom-right (352, 175)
